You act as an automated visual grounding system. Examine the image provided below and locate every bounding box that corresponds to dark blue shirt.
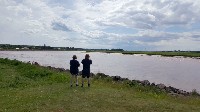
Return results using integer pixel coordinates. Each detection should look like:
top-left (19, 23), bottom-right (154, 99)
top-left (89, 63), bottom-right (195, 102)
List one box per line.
top-left (70, 59), bottom-right (80, 74)
top-left (81, 59), bottom-right (92, 75)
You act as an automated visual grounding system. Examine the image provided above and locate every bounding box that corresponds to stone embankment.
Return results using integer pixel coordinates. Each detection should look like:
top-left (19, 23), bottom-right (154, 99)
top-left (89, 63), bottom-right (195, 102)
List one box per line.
top-left (94, 73), bottom-right (195, 96)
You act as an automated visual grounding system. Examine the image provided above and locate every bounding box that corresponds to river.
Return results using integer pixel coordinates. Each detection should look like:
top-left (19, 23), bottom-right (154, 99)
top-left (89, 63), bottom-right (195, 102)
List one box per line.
top-left (0, 51), bottom-right (200, 92)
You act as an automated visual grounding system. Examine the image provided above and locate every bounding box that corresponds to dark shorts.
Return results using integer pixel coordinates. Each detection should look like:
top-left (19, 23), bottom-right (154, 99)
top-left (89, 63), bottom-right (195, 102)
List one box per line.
top-left (82, 70), bottom-right (90, 78)
top-left (82, 74), bottom-right (90, 78)
top-left (70, 70), bottom-right (79, 75)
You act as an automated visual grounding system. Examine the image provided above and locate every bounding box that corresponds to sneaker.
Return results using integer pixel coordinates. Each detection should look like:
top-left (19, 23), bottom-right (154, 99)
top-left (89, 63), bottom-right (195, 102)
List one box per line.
top-left (70, 85), bottom-right (73, 87)
top-left (88, 84), bottom-right (90, 87)
top-left (76, 84), bottom-right (79, 87)
top-left (81, 84), bottom-right (83, 87)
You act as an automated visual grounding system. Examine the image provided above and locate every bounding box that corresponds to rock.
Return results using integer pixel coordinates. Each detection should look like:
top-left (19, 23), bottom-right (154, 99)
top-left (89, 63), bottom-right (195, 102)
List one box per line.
top-left (141, 80), bottom-right (150, 86)
top-left (47, 66), bottom-right (52, 69)
top-left (112, 76), bottom-right (121, 81)
top-left (151, 83), bottom-right (156, 86)
top-left (120, 78), bottom-right (129, 81)
top-left (177, 90), bottom-right (188, 96)
top-left (96, 73), bottom-right (108, 78)
top-left (90, 73), bottom-right (95, 77)
top-left (57, 68), bottom-right (65, 72)
top-left (169, 86), bottom-right (175, 90)
top-left (168, 91), bottom-right (183, 97)
top-left (65, 69), bottom-right (70, 72)
top-left (165, 87), bottom-right (172, 92)
top-left (133, 80), bottom-right (142, 84)
top-left (33, 62), bottom-right (39, 66)
top-left (51, 67), bottom-right (57, 71)
top-left (156, 84), bottom-right (166, 89)
top-left (174, 88), bottom-right (179, 93)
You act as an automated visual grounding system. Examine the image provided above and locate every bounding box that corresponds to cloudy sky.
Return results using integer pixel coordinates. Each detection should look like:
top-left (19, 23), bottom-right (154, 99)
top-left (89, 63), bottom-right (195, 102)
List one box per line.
top-left (1, 0), bottom-right (200, 51)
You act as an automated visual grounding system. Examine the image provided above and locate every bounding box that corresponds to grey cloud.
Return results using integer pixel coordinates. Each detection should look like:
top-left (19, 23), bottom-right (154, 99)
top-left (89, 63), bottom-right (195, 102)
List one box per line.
top-left (192, 34), bottom-right (200, 39)
top-left (51, 22), bottom-right (72, 32)
top-left (123, 31), bottom-right (181, 43)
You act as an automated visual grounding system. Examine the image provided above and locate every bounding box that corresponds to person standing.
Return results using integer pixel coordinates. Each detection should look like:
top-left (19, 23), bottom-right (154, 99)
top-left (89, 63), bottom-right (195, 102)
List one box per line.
top-left (81, 54), bottom-right (92, 87)
top-left (70, 55), bottom-right (80, 87)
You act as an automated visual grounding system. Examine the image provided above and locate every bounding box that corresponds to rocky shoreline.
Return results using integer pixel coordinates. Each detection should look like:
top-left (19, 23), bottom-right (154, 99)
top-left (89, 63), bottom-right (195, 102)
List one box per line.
top-left (93, 73), bottom-right (198, 97)
top-left (31, 61), bottom-right (199, 97)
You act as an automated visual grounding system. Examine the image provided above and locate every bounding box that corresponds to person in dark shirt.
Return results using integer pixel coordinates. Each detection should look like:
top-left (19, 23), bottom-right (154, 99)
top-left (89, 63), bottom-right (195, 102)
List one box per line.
top-left (81, 54), bottom-right (92, 87)
top-left (70, 55), bottom-right (80, 87)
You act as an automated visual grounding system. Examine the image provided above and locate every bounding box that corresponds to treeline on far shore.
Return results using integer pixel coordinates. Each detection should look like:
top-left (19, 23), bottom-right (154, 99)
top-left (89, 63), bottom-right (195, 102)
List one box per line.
top-left (122, 51), bottom-right (200, 58)
top-left (0, 44), bottom-right (124, 51)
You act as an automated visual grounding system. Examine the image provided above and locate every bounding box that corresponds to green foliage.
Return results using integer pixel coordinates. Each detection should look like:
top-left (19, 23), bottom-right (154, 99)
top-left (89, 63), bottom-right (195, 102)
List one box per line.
top-left (93, 74), bottom-right (113, 82)
top-left (122, 51), bottom-right (200, 57)
top-left (21, 68), bottom-right (53, 79)
top-left (48, 73), bottom-right (68, 83)
top-left (0, 58), bottom-right (22, 65)
top-left (192, 89), bottom-right (200, 96)
top-left (127, 81), bottom-right (165, 95)
top-left (0, 58), bottom-right (69, 88)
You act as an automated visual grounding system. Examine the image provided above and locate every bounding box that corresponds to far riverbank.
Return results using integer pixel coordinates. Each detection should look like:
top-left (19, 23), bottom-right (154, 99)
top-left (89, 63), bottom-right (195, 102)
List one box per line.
top-left (87, 51), bottom-right (200, 58)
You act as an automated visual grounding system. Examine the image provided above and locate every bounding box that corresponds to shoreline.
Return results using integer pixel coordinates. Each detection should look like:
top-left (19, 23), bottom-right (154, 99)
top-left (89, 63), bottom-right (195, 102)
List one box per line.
top-left (26, 59), bottom-right (200, 96)
top-left (0, 57), bottom-right (199, 96)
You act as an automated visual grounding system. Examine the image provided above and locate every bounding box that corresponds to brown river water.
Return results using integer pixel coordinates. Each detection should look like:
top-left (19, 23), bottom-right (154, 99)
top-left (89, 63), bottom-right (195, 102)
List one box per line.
top-left (0, 51), bottom-right (200, 92)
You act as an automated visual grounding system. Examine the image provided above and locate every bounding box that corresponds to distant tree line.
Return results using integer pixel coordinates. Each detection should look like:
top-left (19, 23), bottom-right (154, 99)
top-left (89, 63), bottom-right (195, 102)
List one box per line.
top-left (0, 44), bottom-right (82, 51)
top-left (0, 44), bottom-right (124, 51)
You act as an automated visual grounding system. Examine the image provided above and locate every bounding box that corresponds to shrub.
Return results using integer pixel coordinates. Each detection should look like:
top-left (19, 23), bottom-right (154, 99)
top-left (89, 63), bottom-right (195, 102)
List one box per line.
top-left (191, 89), bottom-right (200, 96)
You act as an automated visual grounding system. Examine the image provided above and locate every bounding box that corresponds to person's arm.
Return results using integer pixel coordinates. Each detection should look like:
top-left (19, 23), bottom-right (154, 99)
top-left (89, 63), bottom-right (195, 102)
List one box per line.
top-left (81, 60), bottom-right (83, 64)
top-left (78, 61), bottom-right (80, 67)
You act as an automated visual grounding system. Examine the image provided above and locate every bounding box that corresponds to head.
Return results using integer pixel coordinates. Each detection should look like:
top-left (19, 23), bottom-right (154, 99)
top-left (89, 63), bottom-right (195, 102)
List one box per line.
top-left (85, 54), bottom-right (90, 59)
top-left (72, 55), bottom-right (77, 59)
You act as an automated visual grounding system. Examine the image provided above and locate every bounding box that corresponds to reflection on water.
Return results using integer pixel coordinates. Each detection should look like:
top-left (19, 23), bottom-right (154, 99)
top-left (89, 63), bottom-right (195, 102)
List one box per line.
top-left (0, 51), bottom-right (200, 92)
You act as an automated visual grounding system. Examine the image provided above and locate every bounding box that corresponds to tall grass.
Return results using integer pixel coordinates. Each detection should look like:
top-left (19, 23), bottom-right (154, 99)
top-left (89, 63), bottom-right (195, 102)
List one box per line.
top-left (0, 58), bottom-right (69, 88)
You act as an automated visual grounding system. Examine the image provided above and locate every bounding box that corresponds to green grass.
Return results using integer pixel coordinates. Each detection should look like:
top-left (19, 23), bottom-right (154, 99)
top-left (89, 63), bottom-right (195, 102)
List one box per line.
top-left (0, 58), bottom-right (200, 112)
top-left (122, 51), bottom-right (200, 57)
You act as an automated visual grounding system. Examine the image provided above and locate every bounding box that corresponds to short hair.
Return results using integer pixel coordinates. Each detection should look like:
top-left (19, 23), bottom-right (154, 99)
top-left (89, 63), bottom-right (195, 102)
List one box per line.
top-left (72, 55), bottom-right (77, 59)
top-left (85, 54), bottom-right (90, 59)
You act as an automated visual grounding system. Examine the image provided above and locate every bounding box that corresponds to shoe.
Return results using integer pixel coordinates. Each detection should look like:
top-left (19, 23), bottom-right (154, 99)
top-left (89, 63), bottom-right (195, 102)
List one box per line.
top-left (81, 84), bottom-right (83, 87)
top-left (70, 85), bottom-right (73, 87)
top-left (76, 84), bottom-right (79, 87)
top-left (88, 84), bottom-right (90, 87)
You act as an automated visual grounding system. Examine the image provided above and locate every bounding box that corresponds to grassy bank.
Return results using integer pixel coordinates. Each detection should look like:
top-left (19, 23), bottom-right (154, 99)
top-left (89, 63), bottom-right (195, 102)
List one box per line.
top-left (122, 51), bottom-right (200, 57)
top-left (87, 50), bottom-right (200, 58)
top-left (0, 58), bottom-right (200, 111)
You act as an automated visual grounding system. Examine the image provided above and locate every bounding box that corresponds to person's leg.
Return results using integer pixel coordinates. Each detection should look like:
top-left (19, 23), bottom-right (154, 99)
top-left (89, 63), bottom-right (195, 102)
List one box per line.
top-left (75, 75), bottom-right (78, 86)
top-left (81, 75), bottom-right (84, 87)
top-left (87, 76), bottom-right (90, 87)
top-left (70, 74), bottom-right (74, 87)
